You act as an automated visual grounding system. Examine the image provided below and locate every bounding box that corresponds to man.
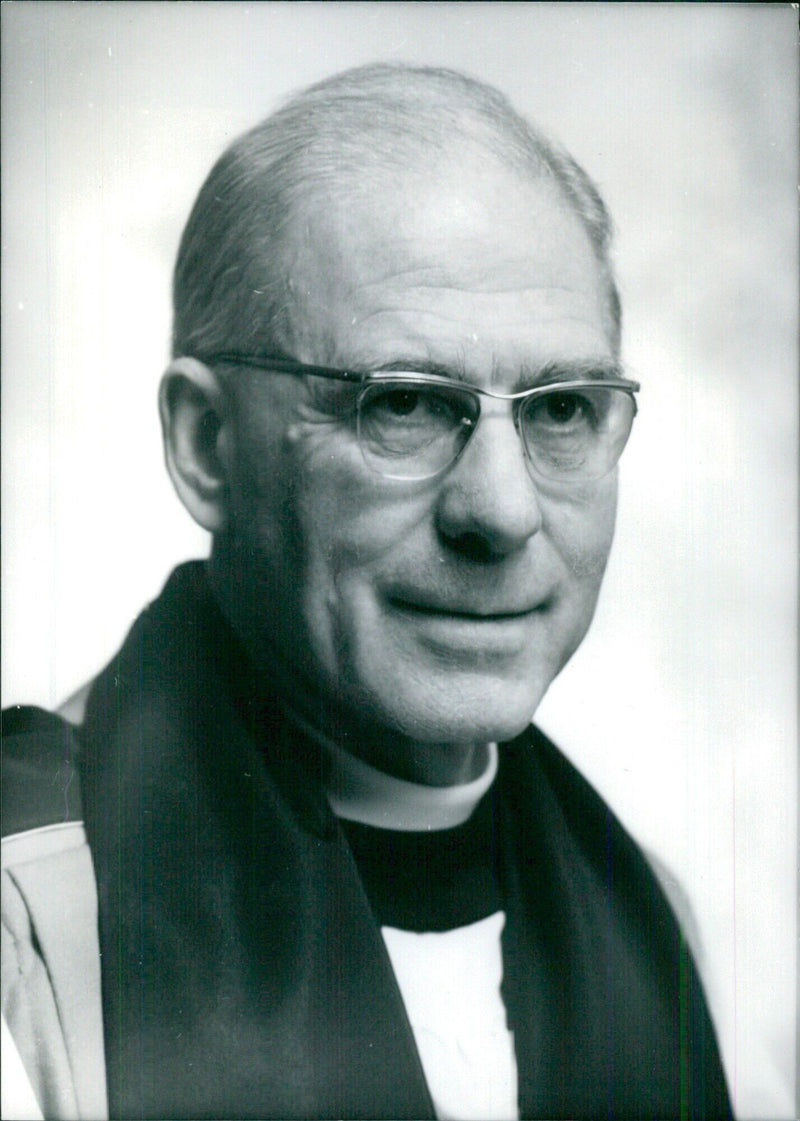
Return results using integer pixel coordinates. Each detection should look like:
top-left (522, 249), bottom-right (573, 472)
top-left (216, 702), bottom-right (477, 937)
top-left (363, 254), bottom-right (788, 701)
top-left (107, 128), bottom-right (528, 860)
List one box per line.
top-left (2, 64), bottom-right (732, 1119)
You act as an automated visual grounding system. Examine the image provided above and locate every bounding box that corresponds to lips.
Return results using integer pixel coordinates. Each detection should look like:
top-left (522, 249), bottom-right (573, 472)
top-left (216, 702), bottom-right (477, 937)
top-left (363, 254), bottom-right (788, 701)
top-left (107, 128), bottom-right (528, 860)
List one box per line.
top-left (387, 593), bottom-right (547, 619)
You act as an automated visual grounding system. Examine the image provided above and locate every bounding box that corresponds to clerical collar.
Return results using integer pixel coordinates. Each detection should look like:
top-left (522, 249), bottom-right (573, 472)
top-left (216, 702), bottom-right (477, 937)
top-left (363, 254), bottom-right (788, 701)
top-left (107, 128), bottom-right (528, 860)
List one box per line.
top-left (325, 739), bottom-right (499, 832)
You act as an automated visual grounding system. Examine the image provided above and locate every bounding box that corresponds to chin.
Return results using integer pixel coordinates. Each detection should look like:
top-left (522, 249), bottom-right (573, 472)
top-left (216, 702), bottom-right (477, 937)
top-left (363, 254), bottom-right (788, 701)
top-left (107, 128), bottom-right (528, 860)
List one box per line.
top-left (365, 672), bottom-right (547, 747)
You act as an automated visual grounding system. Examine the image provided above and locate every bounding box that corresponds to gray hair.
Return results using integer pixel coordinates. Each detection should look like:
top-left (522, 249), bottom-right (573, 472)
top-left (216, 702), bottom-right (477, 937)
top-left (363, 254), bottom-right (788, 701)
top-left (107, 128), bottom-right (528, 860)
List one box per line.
top-left (172, 63), bottom-right (621, 361)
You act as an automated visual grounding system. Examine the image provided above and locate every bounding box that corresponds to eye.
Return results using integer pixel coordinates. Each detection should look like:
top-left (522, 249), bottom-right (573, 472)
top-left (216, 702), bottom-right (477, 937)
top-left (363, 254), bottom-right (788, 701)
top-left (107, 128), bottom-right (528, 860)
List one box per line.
top-left (358, 380), bottom-right (476, 463)
top-left (374, 388), bottom-right (426, 418)
top-left (529, 390), bottom-right (596, 429)
top-left (519, 385), bottom-right (630, 481)
top-left (545, 393), bottom-right (582, 423)
top-left (364, 384), bottom-right (466, 427)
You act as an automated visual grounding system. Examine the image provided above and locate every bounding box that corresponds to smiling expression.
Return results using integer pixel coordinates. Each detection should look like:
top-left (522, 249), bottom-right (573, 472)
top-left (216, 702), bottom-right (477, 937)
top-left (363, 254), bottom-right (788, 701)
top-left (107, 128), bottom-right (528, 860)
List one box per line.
top-left (212, 151), bottom-right (620, 779)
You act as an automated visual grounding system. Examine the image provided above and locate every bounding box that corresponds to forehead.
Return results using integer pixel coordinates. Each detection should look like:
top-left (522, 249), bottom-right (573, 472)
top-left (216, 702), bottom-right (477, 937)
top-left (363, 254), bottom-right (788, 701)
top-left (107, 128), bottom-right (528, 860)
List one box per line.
top-left (279, 153), bottom-right (613, 379)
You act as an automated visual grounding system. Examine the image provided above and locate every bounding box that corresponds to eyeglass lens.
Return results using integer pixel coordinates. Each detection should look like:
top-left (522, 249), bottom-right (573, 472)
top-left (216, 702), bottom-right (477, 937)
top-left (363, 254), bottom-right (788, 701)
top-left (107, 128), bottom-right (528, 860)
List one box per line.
top-left (357, 381), bottom-right (635, 482)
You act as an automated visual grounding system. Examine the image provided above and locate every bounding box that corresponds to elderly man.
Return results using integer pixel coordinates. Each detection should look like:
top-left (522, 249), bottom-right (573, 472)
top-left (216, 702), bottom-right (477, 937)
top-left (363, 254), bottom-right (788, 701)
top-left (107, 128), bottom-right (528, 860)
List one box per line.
top-left (3, 64), bottom-right (731, 1120)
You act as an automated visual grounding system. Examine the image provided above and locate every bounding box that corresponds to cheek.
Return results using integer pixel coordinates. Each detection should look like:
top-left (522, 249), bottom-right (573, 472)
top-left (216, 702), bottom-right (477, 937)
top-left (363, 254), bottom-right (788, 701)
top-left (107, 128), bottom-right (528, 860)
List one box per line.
top-left (530, 483), bottom-right (617, 681)
top-left (296, 474), bottom-right (440, 689)
top-left (543, 479), bottom-right (618, 591)
top-left (259, 440), bottom-right (436, 623)
top-left (232, 394), bottom-right (434, 582)
top-left (292, 434), bottom-right (435, 570)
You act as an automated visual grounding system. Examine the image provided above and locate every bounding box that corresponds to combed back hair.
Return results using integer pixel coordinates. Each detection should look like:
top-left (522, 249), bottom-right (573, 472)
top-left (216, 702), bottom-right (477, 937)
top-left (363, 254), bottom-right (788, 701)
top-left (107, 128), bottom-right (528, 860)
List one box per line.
top-left (172, 63), bottom-right (621, 361)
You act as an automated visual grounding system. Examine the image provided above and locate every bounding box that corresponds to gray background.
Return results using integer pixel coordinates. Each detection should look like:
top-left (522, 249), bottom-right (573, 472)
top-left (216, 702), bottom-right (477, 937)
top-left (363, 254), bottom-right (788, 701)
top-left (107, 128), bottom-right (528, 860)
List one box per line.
top-left (2, 4), bottom-right (796, 1116)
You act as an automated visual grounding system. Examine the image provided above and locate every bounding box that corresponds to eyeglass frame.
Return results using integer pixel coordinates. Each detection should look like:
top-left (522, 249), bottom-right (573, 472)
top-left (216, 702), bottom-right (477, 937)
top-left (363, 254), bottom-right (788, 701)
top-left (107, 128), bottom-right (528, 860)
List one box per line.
top-left (199, 350), bottom-right (640, 482)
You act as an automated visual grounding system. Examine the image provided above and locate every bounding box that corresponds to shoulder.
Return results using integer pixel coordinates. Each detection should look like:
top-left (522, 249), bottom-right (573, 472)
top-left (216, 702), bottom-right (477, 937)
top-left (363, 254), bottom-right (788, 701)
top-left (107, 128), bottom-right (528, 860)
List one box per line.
top-left (501, 724), bottom-right (713, 983)
top-left (501, 723), bottom-right (678, 923)
top-left (2, 705), bottom-right (83, 841)
top-left (2, 706), bottom-right (107, 1120)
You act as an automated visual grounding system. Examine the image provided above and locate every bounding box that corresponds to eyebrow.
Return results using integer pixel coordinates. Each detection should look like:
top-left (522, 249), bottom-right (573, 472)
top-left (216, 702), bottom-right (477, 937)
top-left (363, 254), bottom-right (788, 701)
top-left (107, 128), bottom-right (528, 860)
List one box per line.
top-left (518, 358), bottom-right (626, 388)
top-left (367, 357), bottom-right (462, 378)
top-left (367, 355), bottom-right (626, 388)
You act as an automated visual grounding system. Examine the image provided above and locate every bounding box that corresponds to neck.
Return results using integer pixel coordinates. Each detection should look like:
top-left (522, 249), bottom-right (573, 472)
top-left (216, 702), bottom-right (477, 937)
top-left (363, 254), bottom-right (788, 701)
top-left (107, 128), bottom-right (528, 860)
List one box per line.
top-left (352, 738), bottom-right (490, 787)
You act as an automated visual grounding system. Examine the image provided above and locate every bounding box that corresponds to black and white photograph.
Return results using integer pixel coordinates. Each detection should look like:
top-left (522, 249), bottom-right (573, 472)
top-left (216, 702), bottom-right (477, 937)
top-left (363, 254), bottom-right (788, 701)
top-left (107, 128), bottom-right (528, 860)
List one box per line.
top-left (2, 4), bottom-right (796, 1119)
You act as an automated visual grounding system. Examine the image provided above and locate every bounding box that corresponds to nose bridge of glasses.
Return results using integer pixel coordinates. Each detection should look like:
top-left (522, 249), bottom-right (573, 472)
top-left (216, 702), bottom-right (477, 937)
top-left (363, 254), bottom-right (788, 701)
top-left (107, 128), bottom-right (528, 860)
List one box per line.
top-left (474, 383), bottom-right (541, 403)
top-left (466, 385), bottom-right (530, 450)
top-left (455, 392), bottom-right (532, 476)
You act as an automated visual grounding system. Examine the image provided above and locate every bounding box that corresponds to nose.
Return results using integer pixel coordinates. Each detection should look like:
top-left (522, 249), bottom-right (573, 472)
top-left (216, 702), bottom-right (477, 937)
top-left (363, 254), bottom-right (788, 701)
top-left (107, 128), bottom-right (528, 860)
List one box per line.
top-left (435, 409), bottom-right (543, 560)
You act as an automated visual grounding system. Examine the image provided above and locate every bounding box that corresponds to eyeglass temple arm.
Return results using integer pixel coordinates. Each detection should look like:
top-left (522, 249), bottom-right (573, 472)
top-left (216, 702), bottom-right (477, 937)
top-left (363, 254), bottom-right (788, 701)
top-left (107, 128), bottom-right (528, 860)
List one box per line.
top-left (203, 352), bottom-right (364, 383)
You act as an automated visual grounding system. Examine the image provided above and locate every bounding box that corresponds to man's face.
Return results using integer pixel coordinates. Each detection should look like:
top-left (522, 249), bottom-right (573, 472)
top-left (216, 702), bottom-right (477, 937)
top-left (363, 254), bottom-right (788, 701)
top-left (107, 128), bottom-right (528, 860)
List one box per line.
top-left (219, 154), bottom-right (619, 760)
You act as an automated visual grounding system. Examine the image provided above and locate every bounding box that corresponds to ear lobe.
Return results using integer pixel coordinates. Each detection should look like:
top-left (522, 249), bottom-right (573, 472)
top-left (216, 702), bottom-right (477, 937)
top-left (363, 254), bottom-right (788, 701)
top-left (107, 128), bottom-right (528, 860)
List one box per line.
top-left (159, 358), bottom-right (231, 533)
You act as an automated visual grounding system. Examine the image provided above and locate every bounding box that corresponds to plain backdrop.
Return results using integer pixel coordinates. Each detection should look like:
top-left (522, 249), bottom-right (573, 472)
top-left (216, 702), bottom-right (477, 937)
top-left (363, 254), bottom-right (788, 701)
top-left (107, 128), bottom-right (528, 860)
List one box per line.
top-left (2, 4), bottom-right (797, 1118)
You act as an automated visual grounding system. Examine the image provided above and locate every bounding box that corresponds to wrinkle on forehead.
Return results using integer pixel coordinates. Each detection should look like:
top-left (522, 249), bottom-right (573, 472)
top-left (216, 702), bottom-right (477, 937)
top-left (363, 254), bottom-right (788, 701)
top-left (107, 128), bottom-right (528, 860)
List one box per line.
top-left (278, 159), bottom-right (612, 367)
top-left (349, 279), bottom-right (603, 316)
top-left (289, 152), bottom-right (588, 269)
top-left (333, 284), bottom-right (610, 355)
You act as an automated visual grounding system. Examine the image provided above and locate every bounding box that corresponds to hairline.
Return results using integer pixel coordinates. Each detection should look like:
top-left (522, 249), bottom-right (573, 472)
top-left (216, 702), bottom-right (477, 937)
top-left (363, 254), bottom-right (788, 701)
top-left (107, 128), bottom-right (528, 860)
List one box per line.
top-left (171, 64), bottom-right (622, 363)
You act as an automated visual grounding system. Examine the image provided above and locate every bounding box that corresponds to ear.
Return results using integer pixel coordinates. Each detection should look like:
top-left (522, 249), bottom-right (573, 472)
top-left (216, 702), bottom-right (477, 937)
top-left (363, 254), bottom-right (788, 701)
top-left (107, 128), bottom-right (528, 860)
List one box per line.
top-left (159, 357), bottom-right (232, 533)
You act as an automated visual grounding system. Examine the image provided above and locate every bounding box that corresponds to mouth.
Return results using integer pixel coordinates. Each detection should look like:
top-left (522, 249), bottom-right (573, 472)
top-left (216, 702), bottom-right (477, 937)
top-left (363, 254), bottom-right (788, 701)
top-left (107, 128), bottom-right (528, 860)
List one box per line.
top-left (387, 596), bottom-right (546, 621)
top-left (384, 593), bottom-right (547, 660)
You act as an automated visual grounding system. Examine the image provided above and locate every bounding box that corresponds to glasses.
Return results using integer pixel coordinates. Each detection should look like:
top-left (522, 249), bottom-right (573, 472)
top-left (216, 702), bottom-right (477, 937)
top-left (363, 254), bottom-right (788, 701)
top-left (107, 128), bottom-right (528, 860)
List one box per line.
top-left (205, 352), bottom-right (639, 484)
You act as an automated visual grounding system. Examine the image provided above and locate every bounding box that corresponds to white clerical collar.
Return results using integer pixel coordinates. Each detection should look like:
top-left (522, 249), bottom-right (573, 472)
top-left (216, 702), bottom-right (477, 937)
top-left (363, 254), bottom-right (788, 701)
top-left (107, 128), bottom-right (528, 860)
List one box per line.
top-left (325, 739), bottom-right (498, 832)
